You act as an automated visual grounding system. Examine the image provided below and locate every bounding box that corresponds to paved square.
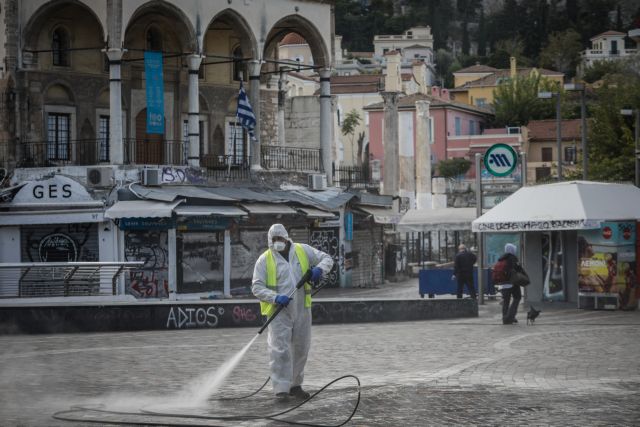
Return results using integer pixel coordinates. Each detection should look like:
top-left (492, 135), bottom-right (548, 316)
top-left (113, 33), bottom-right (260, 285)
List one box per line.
top-left (1, 301), bottom-right (639, 426)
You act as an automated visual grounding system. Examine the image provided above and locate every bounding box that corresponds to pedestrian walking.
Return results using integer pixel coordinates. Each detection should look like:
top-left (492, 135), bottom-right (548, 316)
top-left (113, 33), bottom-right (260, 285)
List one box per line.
top-left (453, 244), bottom-right (477, 299)
top-left (493, 243), bottom-right (522, 325)
top-left (252, 223), bottom-right (334, 402)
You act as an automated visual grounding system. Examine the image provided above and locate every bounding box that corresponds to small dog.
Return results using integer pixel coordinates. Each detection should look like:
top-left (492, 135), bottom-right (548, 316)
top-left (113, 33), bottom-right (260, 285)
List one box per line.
top-left (526, 306), bottom-right (541, 325)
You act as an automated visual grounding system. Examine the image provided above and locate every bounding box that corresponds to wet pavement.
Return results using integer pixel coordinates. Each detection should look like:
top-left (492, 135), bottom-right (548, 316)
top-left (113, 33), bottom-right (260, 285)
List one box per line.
top-left (1, 286), bottom-right (639, 426)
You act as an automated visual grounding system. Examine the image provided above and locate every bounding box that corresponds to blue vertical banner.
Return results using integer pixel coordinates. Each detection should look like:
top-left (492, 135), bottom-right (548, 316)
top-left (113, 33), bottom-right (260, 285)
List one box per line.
top-left (345, 211), bottom-right (353, 241)
top-left (144, 51), bottom-right (164, 134)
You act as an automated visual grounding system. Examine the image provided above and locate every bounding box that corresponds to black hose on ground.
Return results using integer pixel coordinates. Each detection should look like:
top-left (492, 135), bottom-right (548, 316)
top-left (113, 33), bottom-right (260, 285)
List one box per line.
top-left (52, 374), bottom-right (361, 427)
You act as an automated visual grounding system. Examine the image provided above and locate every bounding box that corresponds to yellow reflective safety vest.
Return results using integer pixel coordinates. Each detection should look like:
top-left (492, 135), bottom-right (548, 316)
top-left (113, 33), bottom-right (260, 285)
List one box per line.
top-left (260, 243), bottom-right (312, 316)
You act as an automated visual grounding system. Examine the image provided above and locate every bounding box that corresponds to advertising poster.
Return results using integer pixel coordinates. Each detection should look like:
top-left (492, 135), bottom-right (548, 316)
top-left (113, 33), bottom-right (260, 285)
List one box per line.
top-left (542, 231), bottom-right (565, 301)
top-left (578, 221), bottom-right (637, 310)
top-left (144, 51), bottom-right (165, 134)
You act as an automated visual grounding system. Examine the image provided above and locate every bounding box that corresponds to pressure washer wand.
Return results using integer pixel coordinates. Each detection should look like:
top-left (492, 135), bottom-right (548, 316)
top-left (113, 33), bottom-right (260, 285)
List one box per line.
top-left (258, 269), bottom-right (312, 335)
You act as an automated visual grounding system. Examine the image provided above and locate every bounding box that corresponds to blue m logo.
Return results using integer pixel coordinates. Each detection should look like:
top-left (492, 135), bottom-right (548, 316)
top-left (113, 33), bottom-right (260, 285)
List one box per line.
top-left (488, 153), bottom-right (512, 168)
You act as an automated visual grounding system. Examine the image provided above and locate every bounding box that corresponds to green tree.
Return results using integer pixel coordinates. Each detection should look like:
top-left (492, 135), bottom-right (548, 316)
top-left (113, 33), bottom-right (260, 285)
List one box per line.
top-left (588, 72), bottom-right (640, 181)
top-left (492, 73), bottom-right (562, 127)
top-left (539, 29), bottom-right (583, 77)
top-left (582, 60), bottom-right (625, 83)
top-left (437, 158), bottom-right (472, 179)
top-left (341, 109), bottom-right (362, 165)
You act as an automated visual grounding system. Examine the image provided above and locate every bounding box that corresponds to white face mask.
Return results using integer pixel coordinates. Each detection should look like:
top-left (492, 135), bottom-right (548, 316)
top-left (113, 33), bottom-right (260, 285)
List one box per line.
top-left (273, 241), bottom-right (286, 252)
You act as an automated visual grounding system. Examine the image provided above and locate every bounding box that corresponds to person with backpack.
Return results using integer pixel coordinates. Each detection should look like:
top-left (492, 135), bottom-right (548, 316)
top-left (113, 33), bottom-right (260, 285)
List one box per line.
top-left (493, 243), bottom-right (524, 325)
top-left (453, 244), bottom-right (477, 299)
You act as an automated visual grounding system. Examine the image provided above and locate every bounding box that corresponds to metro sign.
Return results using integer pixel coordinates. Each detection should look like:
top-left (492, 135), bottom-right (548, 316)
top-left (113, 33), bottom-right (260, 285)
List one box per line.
top-left (484, 143), bottom-right (518, 177)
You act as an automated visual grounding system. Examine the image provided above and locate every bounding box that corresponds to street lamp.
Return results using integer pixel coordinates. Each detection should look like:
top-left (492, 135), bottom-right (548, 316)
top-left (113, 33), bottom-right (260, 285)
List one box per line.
top-left (564, 83), bottom-right (587, 180)
top-left (621, 108), bottom-right (640, 187)
top-left (538, 90), bottom-right (562, 181)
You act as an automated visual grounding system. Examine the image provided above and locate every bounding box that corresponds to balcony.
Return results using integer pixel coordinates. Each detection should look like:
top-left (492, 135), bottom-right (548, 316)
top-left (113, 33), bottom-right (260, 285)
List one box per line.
top-left (332, 164), bottom-right (379, 189)
top-left (260, 145), bottom-right (323, 172)
top-left (8, 139), bottom-right (188, 168)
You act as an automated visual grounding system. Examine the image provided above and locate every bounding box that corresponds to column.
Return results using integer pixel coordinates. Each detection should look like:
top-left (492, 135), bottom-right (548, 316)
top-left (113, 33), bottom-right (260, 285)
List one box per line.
top-left (415, 100), bottom-right (433, 209)
top-left (381, 91), bottom-right (399, 197)
top-left (105, 48), bottom-right (125, 165)
top-left (249, 60), bottom-right (262, 170)
top-left (277, 69), bottom-right (287, 146)
top-left (319, 68), bottom-right (333, 185)
top-left (224, 229), bottom-right (231, 297)
top-left (168, 228), bottom-right (177, 300)
top-left (187, 54), bottom-right (203, 168)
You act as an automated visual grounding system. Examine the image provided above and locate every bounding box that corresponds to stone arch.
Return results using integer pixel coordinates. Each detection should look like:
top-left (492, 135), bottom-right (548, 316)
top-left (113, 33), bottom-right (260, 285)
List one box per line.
top-left (22, 0), bottom-right (106, 68)
top-left (202, 9), bottom-right (258, 83)
top-left (95, 86), bottom-right (127, 109)
top-left (124, 1), bottom-right (197, 55)
top-left (44, 82), bottom-right (75, 104)
top-left (263, 15), bottom-right (330, 75)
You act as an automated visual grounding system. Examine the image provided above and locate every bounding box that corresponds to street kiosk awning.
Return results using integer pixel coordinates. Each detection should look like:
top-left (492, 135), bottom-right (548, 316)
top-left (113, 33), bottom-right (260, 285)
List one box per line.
top-left (356, 206), bottom-right (401, 224)
top-left (240, 203), bottom-right (297, 215)
top-left (397, 208), bottom-right (477, 232)
top-left (174, 205), bottom-right (247, 217)
top-left (105, 200), bottom-right (184, 219)
top-left (298, 207), bottom-right (337, 218)
top-left (472, 181), bottom-right (640, 232)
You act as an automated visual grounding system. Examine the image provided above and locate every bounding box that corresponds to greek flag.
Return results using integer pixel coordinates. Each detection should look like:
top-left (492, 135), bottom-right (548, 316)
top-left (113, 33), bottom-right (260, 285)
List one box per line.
top-left (236, 81), bottom-right (256, 139)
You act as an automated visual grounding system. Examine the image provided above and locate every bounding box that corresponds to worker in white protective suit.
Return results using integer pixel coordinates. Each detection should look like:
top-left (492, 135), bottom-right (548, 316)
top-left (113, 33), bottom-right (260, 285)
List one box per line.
top-left (252, 223), bottom-right (334, 402)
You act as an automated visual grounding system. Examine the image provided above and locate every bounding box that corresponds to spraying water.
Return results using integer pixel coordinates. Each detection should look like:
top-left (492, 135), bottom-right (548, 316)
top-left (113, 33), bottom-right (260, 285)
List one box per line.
top-left (179, 333), bottom-right (261, 406)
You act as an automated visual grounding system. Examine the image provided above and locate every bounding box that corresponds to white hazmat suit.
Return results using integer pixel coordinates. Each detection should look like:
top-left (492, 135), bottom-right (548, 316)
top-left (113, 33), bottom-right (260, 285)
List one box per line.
top-left (252, 224), bottom-right (334, 395)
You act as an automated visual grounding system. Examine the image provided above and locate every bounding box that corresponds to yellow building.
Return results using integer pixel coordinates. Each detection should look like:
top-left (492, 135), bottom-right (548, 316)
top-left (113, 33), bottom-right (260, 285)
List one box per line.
top-left (451, 59), bottom-right (564, 108)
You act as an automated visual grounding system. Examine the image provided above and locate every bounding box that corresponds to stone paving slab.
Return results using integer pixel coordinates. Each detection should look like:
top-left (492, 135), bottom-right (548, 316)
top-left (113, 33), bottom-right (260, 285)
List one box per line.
top-left (0, 300), bottom-right (638, 426)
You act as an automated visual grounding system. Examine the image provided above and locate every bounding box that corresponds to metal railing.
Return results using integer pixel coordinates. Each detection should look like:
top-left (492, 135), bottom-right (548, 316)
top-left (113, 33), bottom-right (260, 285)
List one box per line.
top-left (261, 145), bottom-right (323, 172)
top-left (0, 261), bottom-right (144, 298)
top-left (201, 154), bottom-right (250, 180)
top-left (13, 139), bottom-right (188, 167)
top-left (123, 138), bottom-right (186, 166)
top-left (16, 139), bottom-right (112, 167)
top-left (332, 164), bottom-right (379, 189)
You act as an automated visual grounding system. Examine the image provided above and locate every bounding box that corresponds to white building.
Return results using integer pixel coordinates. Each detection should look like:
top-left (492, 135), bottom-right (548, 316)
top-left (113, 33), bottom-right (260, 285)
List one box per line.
top-left (581, 30), bottom-right (639, 69)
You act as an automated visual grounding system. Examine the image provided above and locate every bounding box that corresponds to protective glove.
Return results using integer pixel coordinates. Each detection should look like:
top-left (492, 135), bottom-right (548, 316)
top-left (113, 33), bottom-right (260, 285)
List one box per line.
top-left (274, 294), bottom-right (291, 307)
top-left (310, 267), bottom-right (323, 283)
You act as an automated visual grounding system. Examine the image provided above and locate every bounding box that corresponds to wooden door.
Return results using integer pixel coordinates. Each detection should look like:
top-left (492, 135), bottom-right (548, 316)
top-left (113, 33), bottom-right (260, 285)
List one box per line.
top-left (135, 109), bottom-right (163, 164)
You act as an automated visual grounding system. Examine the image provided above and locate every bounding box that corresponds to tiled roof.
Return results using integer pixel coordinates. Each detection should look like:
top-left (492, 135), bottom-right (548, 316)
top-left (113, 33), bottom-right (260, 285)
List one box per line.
top-left (454, 64), bottom-right (499, 74)
top-left (591, 30), bottom-right (626, 40)
top-left (349, 51), bottom-right (374, 58)
top-left (325, 74), bottom-right (383, 95)
top-left (363, 93), bottom-right (493, 115)
top-left (459, 68), bottom-right (564, 88)
top-left (527, 119), bottom-right (582, 141)
top-left (280, 32), bottom-right (306, 45)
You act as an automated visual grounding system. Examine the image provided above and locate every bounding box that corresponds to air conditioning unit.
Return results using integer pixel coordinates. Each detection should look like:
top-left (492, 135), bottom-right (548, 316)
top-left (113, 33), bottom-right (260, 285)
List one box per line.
top-left (143, 168), bottom-right (163, 186)
top-left (86, 167), bottom-right (114, 187)
top-left (308, 174), bottom-right (327, 191)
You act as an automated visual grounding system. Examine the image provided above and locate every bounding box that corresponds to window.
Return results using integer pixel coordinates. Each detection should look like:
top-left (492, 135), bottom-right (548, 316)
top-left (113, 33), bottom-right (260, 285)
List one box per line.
top-left (564, 146), bottom-right (576, 164)
top-left (98, 115), bottom-right (110, 162)
top-left (146, 27), bottom-right (162, 52)
top-left (233, 46), bottom-right (246, 81)
top-left (541, 147), bottom-right (553, 162)
top-left (469, 120), bottom-right (475, 135)
top-left (611, 40), bottom-right (618, 55)
top-left (475, 98), bottom-right (486, 107)
top-left (225, 120), bottom-right (247, 165)
top-left (47, 113), bottom-right (70, 160)
top-left (428, 117), bottom-right (435, 144)
top-left (454, 117), bottom-right (461, 136)
top-left (52, 27), bottom-right (69, 67)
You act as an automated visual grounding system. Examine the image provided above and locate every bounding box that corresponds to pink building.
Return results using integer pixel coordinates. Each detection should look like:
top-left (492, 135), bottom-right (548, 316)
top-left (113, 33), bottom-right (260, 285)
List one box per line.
top-left (364, 92), bottom-right (495, 180)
